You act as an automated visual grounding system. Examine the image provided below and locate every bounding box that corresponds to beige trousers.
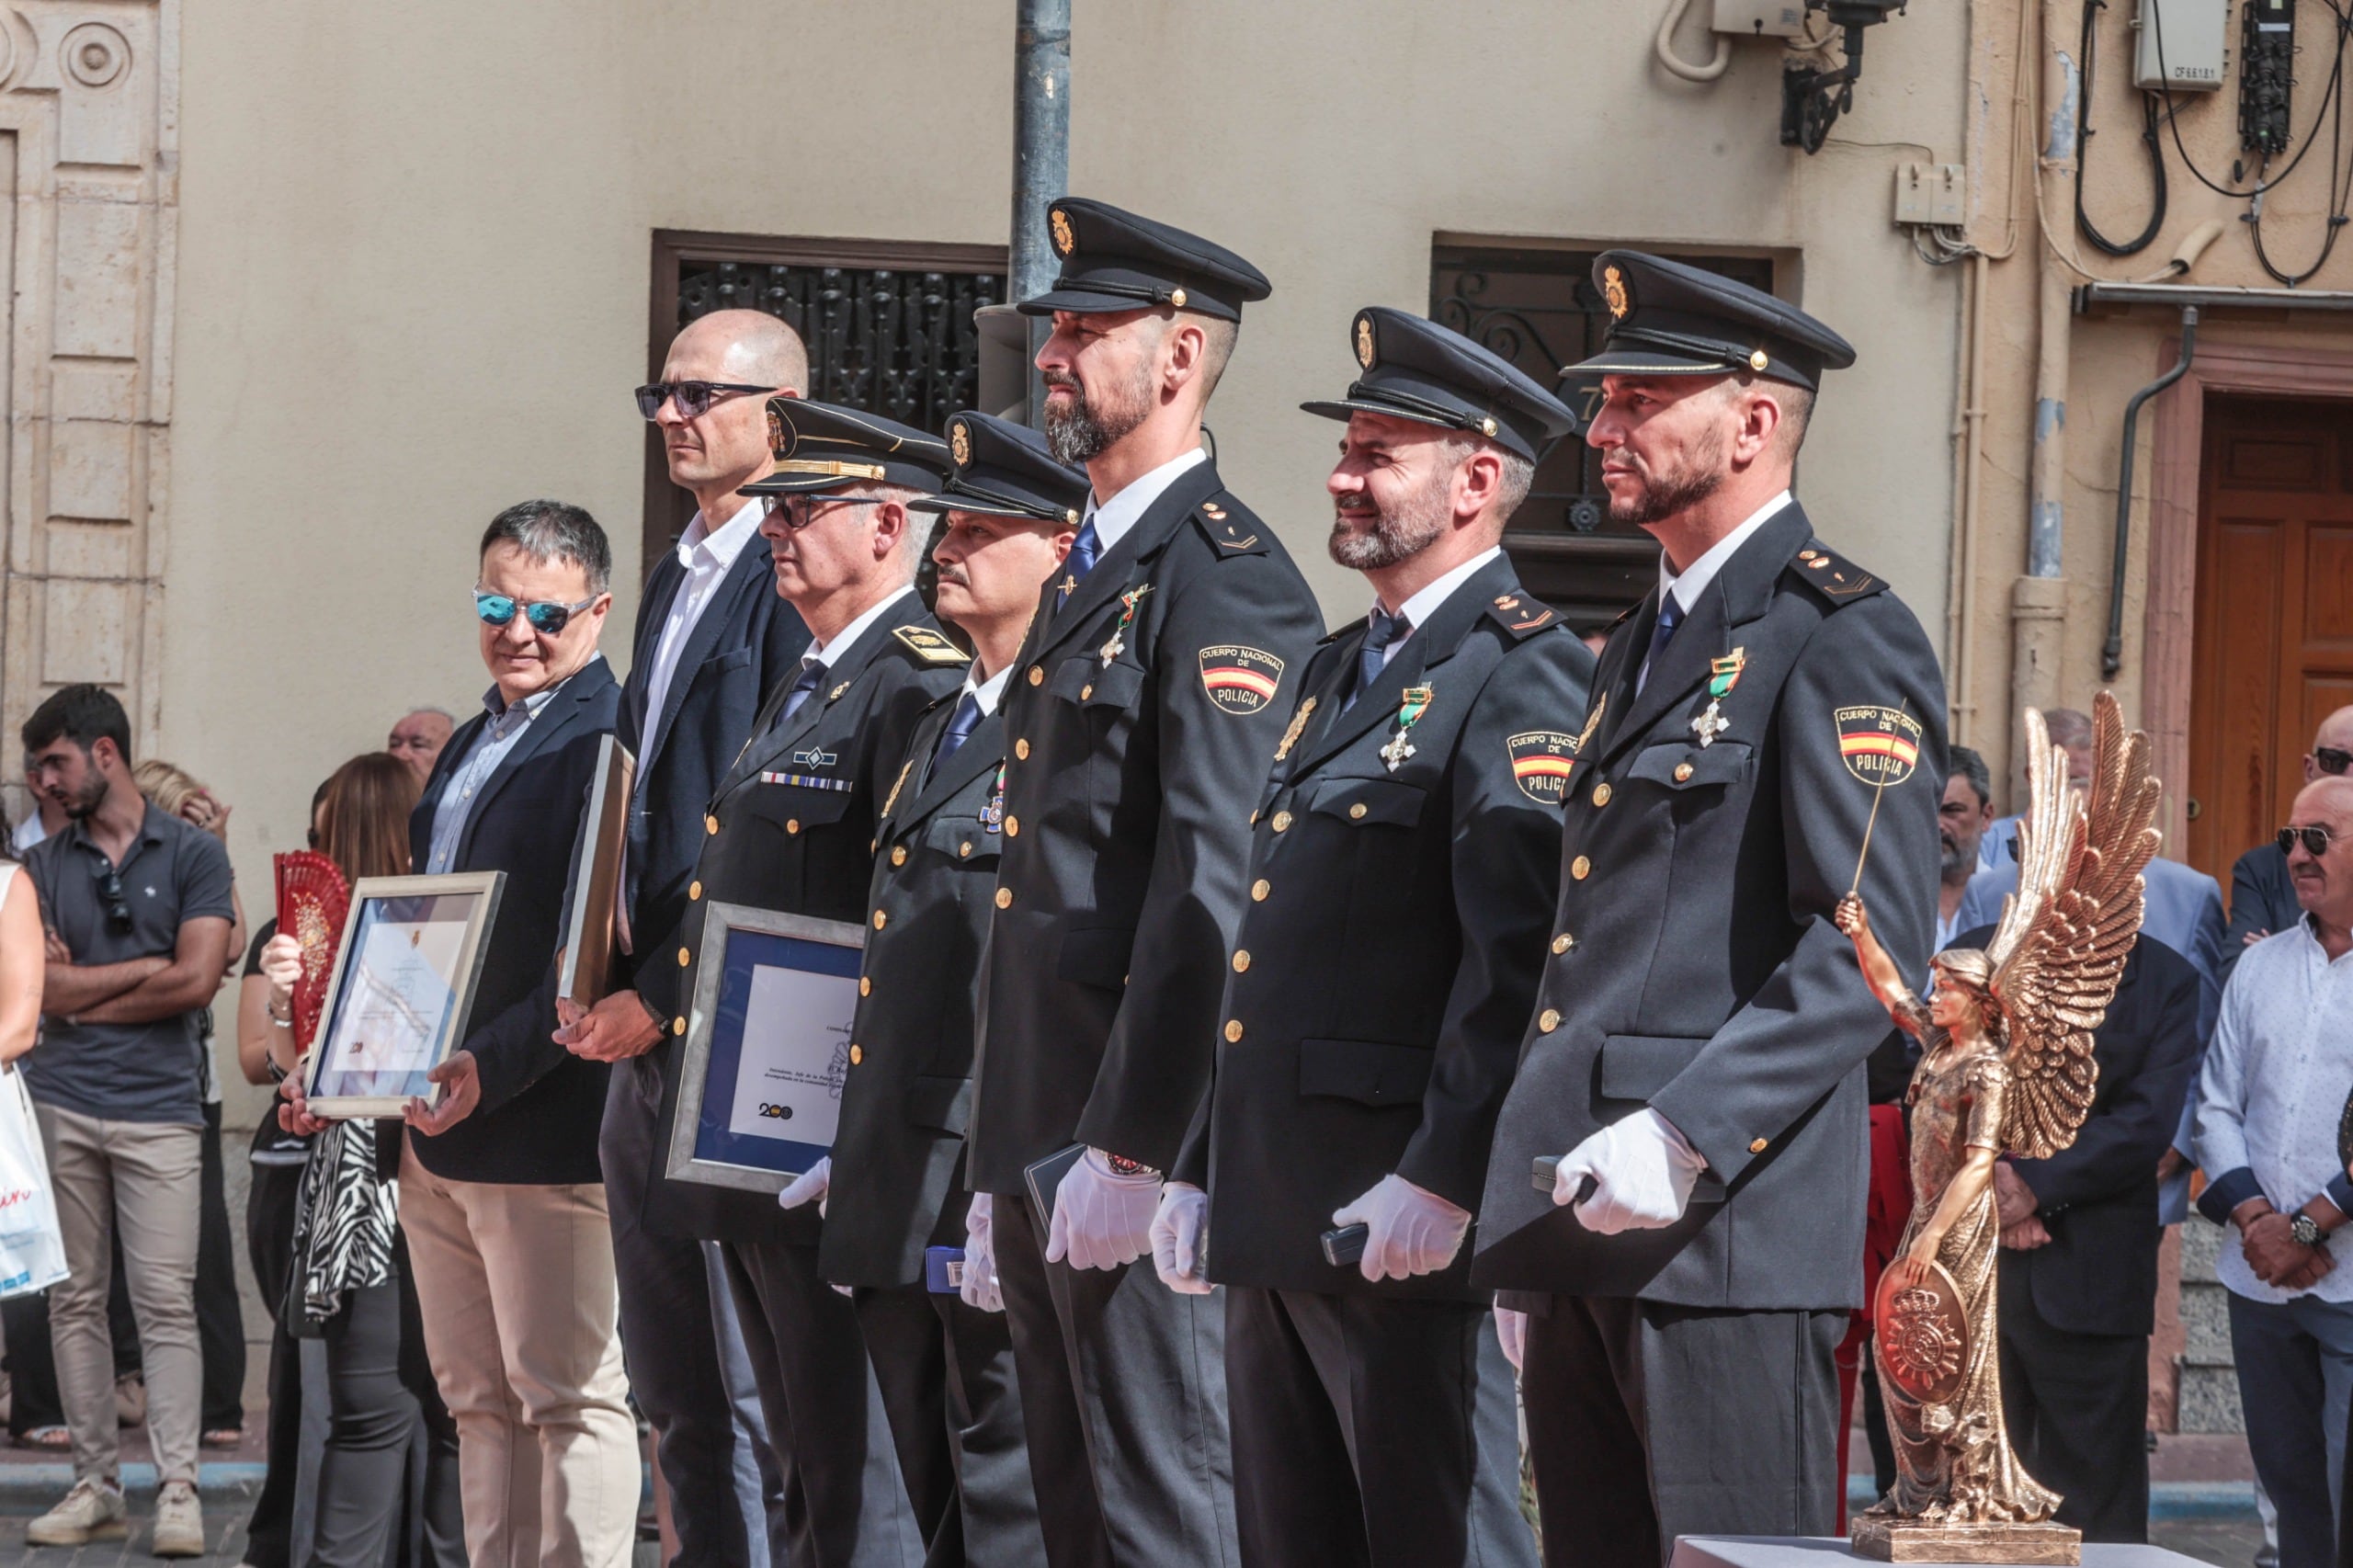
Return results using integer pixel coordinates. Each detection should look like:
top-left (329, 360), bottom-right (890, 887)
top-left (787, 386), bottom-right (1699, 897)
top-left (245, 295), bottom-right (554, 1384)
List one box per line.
top-left (398, 1136), bottom-right (638, 1568)
top-left (35, 1103), bottom-right (202, 1486)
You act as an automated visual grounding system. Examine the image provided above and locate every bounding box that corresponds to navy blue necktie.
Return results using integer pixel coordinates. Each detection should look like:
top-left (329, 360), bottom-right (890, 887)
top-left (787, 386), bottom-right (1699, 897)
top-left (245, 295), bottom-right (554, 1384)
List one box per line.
top-left (778, 658), bottom-right (825, 725)
top-left (926, 690), bottom-right (984, 786)
top-left (1636, 595), bottom-right (1684, 697)
top-left (1343, 608), bottom-right (1412, 713)
top-left (1056, 518), bottom-right (1102, 611)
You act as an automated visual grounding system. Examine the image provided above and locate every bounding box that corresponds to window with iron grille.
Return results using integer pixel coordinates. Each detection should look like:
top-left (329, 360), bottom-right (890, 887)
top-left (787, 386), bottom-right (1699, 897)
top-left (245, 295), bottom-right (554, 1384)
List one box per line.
top-left (643, 232), bottom-right (1008, 569)
top-left (1429, 243), bottom-right (1778, 631)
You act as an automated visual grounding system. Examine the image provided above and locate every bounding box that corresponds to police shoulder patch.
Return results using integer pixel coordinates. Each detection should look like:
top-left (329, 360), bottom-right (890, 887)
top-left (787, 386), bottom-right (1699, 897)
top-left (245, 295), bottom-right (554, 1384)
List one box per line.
top-left (1198, 645), bottom-right (1285, 715)
top-left (1484, 591), bottom-right (1557, 638)
top-left (892, 626), bottom-right (971, 665)
top-left (1506, 730), bottom-right (1579, 803)
top-left (1835, 704), bottom-right (1924, 786)
top-left (1193, 498), bottom-right (1265, 553)
top-left (1788, 541), bottom-right (1888, 604)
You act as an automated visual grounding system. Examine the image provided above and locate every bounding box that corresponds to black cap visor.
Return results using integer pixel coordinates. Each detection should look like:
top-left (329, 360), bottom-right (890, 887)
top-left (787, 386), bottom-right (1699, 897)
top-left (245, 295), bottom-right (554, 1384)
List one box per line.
top-left (908, 482), bottom-right (1080, 524)
top-left (1017, 265), bottom-right (1240, 322)
top-left (740, 455), bottom-right (947, 497)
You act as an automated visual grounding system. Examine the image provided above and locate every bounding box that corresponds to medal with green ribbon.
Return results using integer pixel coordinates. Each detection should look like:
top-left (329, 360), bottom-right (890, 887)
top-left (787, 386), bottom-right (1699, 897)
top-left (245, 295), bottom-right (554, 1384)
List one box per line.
top-left (1691, 647), bottom-right (1745, 748)
top-left (1099, 584), bottom-right (1154, 668)
top-left (1380, 686), bottom-right (1434, 772)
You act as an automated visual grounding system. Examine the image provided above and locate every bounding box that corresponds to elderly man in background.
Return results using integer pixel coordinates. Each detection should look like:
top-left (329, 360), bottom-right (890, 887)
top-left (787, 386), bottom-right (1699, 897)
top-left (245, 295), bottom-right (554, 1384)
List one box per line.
top-left (2224, 705), bottom-right (2353, 983)
top-left (1936, 747), bottom-right (1993, 949)
top-left (2193, 774), bottom-right (2353, 1568)
top-left (388, 708), bottom-right (455, 783)
top-left (398, 501), bottom-right (635, 1568)
top-left (555, 308), bottom-right (812, 1568)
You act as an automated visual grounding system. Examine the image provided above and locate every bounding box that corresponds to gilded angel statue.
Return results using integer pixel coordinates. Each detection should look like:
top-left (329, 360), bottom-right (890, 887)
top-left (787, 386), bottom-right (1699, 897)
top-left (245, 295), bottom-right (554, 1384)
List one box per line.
top-left (1835, 692), bottom-right (2159, 1562)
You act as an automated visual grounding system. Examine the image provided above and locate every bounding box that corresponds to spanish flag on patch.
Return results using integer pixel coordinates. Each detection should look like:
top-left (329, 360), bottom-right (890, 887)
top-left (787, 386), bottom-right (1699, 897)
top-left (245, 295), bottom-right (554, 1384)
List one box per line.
top-left (1198, 645), bottom-right (1285, 714)
top-left (1834, 704), bottom-right (1924, 786)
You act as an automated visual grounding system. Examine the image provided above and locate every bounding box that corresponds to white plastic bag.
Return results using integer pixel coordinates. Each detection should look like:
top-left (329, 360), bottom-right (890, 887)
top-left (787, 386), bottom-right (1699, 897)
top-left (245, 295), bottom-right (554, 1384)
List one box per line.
top-left (0, 1064), bottom-right (68, 1297)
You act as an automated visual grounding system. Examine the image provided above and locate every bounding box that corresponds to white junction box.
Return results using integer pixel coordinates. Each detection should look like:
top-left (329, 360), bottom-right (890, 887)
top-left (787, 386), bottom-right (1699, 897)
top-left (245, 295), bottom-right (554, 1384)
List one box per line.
top-left (1712, 0), bottom-right (1808, 37)
top-left (2134, 0), bottom-right (2229, 91)
top-left (1894, 163), bottom-right (1969, 227)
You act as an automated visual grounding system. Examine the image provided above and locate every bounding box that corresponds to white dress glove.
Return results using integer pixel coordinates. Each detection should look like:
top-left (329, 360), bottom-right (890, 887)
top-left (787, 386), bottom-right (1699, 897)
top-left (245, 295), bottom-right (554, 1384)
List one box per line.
top-left (1045, 1149), bottom-right (1163, 1271)
top-left (778, 1156), bottom-right (831, 1218)
top-left (1331, 1174), bottom-right (1472, 1283)
top-left (1495, 1306), bottom-right (1529, 1373)
top-left (1150, 1182), bottom-right (1212, 1295)
top-left (960, 1193), bottom-right (1004, 1313)
top-left (1552, 1108), bottom-right (1705, 1234)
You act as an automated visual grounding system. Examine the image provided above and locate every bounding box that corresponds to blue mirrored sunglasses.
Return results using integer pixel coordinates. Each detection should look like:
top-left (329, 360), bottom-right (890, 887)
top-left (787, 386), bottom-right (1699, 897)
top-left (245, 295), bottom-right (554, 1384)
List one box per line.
top-left (473, 590), bottom-right (600, 635)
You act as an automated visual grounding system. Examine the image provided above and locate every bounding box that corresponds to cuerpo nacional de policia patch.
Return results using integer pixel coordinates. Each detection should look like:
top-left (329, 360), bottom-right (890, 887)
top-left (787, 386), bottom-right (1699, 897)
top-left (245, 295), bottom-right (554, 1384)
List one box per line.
top-left (1836, 705), bottom-right (1924, 785)
top-left (1507, 731), bottom-right (1579, 804)
top-left (1198, 646), bottom-right (1284, 715)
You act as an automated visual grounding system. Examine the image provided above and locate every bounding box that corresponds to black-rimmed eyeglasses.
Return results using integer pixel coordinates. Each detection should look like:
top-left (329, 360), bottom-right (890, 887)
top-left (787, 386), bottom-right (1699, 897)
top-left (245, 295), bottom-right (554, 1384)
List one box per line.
top-left (634, 381), bottom-right (772, 420)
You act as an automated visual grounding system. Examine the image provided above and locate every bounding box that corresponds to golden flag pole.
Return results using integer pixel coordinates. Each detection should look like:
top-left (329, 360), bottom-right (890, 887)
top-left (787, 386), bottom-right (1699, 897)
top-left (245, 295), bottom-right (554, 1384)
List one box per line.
top-left (1848, 698), bottom-right (1913, 897)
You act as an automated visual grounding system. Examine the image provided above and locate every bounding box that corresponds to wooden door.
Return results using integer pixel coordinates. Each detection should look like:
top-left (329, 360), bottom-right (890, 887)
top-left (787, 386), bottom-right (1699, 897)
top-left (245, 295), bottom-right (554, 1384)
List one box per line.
top-left (2186, 395), bottom-right (2353, 881)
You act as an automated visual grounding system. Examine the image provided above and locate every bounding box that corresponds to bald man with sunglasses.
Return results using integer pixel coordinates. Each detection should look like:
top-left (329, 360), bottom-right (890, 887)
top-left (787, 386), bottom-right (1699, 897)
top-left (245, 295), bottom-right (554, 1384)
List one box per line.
top-left (557, 309), bottom-right (812, 1568)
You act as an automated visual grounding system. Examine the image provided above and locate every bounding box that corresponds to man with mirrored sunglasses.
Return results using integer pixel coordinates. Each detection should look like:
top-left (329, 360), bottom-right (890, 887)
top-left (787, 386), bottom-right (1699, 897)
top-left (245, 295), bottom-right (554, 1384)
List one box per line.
top-left (557, 308), bottom-right (813, 1568)
top-left (2225, 704), bottom-right (2353, 984)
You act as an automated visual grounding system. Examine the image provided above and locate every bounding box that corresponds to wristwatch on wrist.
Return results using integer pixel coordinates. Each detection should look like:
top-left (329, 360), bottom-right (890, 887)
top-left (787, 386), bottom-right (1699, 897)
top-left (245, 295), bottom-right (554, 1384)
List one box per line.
top-left (2291, 1211), bottom-right (2324, 1249)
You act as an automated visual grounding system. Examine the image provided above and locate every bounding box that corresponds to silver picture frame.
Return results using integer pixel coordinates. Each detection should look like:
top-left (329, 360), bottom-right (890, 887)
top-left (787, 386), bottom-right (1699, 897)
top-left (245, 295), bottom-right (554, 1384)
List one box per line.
top-left (666, 902), bottom-right (866, 1195)
top-left (301, 870), bottom-right (506, 1119)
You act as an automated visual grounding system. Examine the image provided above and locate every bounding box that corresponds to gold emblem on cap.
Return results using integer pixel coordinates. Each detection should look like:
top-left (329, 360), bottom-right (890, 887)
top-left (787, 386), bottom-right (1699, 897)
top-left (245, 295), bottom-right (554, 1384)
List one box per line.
top-left (1355, 317), bottom-right (1375, 369)
top-left (1749, 347), bottom-right (1770, 372)
top-left (1603, 265), bottom-right (1630, 321)
top-left (1480, 416), bottom-right (1498, 437)
top-left (766, 404), bottom-right (787, 456)
top-left (1169, 287), bottom-right (1187, 309)
top-left (1049, 207), bottom-right (1074, 257)
top-left (950, 421), bottom-right (971, 467)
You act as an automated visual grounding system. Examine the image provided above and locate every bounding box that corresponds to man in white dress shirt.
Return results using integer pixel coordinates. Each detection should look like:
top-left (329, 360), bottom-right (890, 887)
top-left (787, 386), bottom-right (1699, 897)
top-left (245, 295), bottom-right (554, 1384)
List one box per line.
top-left (2194, 774), bottom-right (2353, 1568)
top-left (557, 309), bottom-right (811, 1568)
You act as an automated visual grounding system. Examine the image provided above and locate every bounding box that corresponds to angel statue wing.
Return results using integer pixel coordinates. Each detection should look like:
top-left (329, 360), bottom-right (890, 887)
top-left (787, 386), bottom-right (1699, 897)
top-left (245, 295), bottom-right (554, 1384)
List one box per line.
top-left (1984, 691), bottom-right (2163, 1159)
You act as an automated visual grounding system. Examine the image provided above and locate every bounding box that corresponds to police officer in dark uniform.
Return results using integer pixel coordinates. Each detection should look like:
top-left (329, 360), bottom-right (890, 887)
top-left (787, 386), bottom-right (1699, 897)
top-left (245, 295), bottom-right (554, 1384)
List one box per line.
top-left (1471, 254), bottom-right (1947, 1566)
top-left (964, 199), bottom-right (1324, 1566)
top-left (1153, 308), bottom-right (1588, 1568)
top-left (777, 413), bottom-right (1084, 1566)
top-left (639, 399), bottom-right (973, 1567)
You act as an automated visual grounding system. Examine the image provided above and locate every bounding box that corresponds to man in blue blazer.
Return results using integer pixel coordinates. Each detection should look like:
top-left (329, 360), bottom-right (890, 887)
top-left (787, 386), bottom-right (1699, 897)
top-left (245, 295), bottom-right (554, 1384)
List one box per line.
top-left (399, 501), bottom-right (636, 1568)
top-left (556, 311), bottom-right (812, 1567)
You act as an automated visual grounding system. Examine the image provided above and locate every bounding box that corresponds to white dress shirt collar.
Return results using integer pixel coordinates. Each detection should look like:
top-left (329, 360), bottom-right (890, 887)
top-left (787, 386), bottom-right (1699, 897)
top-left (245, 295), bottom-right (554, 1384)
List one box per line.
top-left (1657, 489), bottom-right (1793, 614)
top-left (1381, 545), bottom-right (1503, 631)
top-left (963, 662), bottom-right (1014, 719)
top-left (677, 494), bottom-right (767, 572)
top-left (805, 585), bottom-right (915, 669)
top-left (1084, 445), bottom-right (1208, 555)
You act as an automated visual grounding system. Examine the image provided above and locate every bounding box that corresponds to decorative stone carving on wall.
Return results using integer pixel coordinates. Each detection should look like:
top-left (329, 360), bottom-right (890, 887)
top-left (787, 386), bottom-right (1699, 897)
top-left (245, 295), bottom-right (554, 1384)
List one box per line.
top-left (0, 1), bottom-right (176, 820)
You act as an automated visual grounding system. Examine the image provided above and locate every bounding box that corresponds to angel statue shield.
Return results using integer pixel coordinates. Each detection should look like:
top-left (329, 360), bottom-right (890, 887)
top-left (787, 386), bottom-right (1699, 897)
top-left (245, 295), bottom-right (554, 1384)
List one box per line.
top-left (1836, 691), bottom-right (2159, 1565)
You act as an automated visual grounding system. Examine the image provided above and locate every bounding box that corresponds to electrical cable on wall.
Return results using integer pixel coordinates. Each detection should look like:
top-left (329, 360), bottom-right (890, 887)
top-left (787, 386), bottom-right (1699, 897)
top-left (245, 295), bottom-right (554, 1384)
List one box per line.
top-left (1655, 0), bottom-right (1733, 82)
top-left (2074, 0), bottom-right (2169, 255)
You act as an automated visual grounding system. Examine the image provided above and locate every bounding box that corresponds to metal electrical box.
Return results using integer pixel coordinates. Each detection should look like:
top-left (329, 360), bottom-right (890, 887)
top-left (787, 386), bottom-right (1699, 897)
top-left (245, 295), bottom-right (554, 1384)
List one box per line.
top-left (2134, 0), bottom-right (2229, 91)
top-left (1713, 0), bottom-right (1808, 36)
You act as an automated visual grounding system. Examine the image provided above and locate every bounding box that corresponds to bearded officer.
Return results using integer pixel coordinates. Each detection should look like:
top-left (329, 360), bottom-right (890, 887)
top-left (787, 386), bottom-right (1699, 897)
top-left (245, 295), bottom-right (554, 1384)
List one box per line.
top-left (639, 399), bottom-right (972, 1567)
top-left (964, 198), bottom-right (1324, 1566)
top-left (1150, 308), bottom-right (1587, 1568)
top-left (776, 413), bottom-right (1082, 1566)
top-left (1472, 254), bottom-right (1946, 1566)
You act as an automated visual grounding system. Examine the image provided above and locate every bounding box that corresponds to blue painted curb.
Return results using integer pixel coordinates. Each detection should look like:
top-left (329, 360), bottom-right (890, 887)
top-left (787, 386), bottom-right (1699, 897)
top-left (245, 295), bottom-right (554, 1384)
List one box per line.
top-left (1847, 1476), bottom-right (2256, 1521)
top-left (0, 1461), bottom-right (265, 1499)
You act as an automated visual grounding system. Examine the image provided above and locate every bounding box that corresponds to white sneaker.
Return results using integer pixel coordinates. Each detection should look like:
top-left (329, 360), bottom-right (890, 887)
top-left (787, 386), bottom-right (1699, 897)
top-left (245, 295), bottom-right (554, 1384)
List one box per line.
top-left (27, 1476), bottom-right (129, 1545)
top-left (152, 1478), bottom-right (206, 1558)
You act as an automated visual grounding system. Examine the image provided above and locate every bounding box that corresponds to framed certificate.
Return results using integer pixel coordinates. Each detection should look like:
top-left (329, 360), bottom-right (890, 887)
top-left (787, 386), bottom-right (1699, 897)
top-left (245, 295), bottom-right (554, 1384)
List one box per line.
top-left (557, 734), bottom-right (635, 1008)
top-left (301, 872), bottom-right (506, 1119)
top-left (666, 903), bottom-right (863, 1194)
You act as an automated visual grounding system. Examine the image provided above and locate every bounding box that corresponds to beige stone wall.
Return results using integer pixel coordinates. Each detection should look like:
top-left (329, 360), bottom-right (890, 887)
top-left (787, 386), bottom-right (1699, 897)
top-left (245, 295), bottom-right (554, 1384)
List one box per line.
top-left (153, 3), bottom-right (1972, 1123)
top-left (1955, 0), bottom-right (2353, 812)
